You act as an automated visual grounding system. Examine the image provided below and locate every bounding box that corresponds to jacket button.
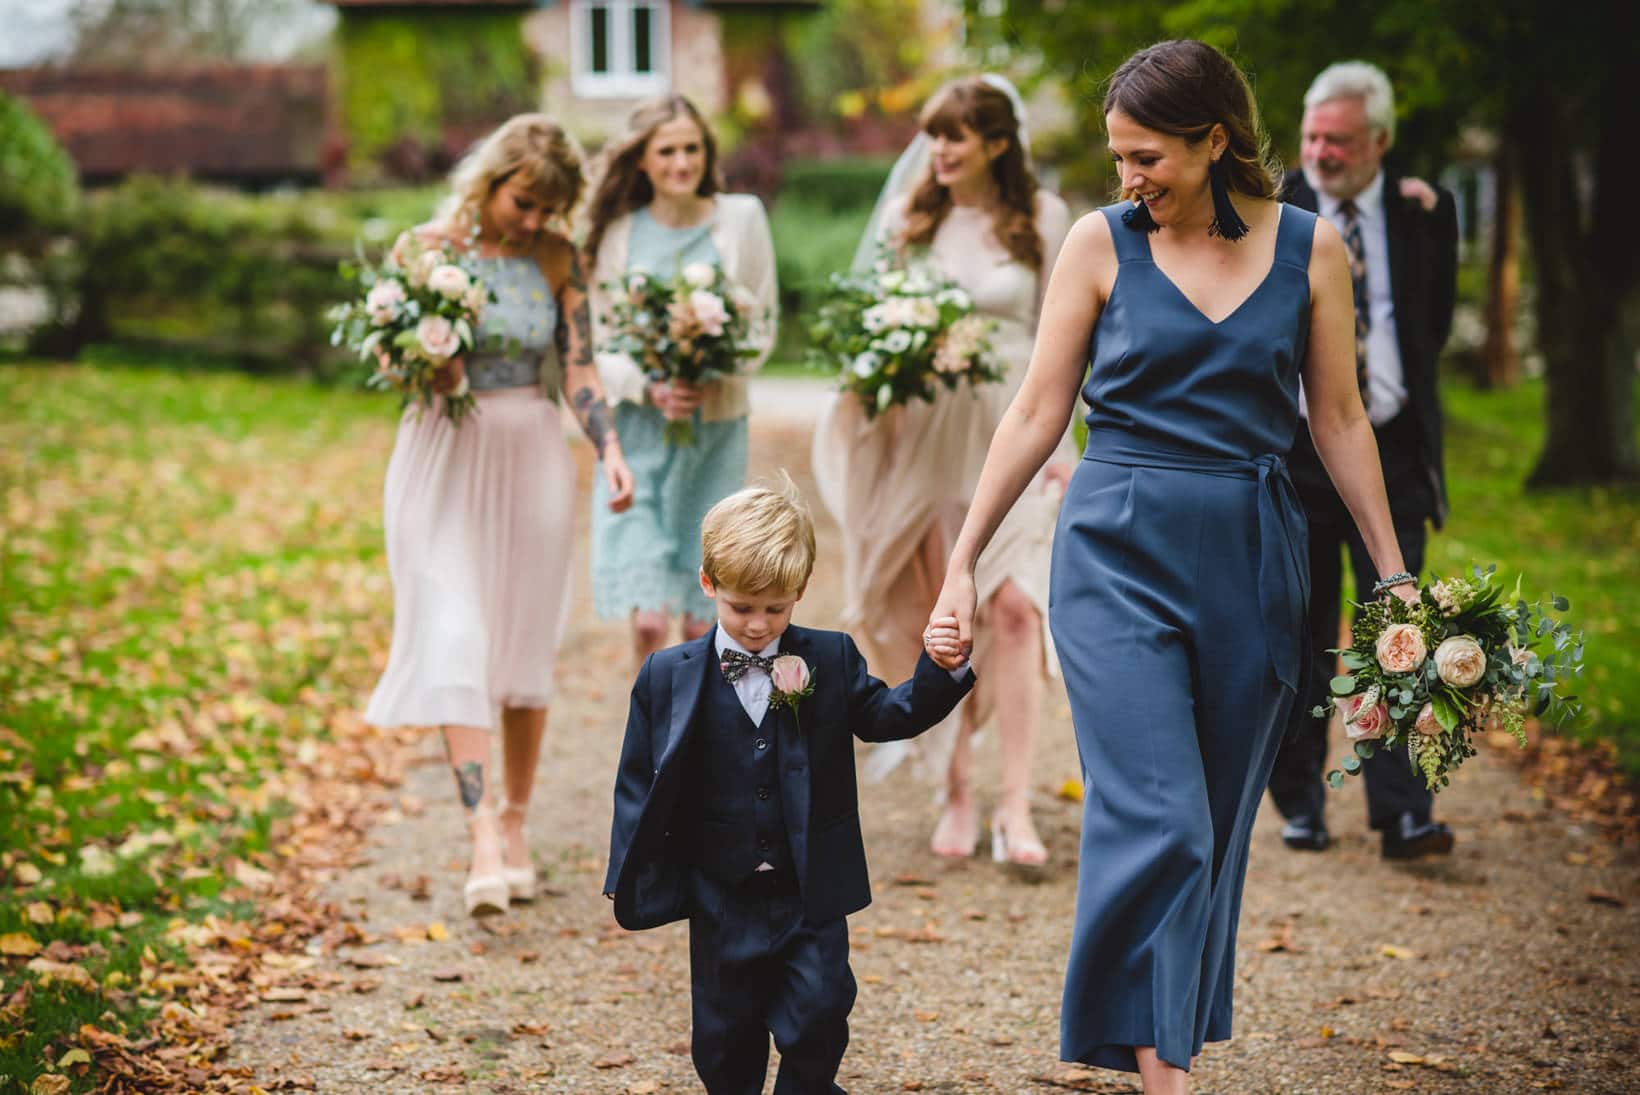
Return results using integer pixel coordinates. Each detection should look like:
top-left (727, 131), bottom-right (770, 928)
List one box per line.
top-left (754, 737), bottom-right (767, 750)
top-left (757, 786), bottom-right (771, 800)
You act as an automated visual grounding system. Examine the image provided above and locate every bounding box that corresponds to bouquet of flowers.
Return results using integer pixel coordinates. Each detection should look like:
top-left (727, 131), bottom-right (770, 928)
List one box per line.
top-left (808, 257), bottom-right (1004, 419)
top-left (1320, 565), bottom-right (1585, 791)
top-left (600, 262), bottom-right (759, 445)
top-left (329, 234), bottom-right (493, 423)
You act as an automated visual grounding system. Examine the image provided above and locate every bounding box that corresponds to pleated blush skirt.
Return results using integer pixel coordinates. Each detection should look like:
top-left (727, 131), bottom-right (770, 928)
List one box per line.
top-left (365, 386), bottom-right (575, 731)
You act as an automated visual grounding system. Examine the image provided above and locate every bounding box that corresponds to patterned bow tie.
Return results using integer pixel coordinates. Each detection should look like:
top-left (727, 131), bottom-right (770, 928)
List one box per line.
top-left (720, 649), bottom-right (775, 683)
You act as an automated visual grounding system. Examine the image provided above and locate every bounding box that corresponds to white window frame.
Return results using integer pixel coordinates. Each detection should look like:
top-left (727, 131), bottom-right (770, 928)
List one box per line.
top-left (569, 0), bottom-right (671, 99)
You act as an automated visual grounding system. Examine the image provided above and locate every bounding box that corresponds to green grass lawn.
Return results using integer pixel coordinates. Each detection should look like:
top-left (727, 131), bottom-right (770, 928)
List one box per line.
top-left (0, 361), bottom-right (1634, 1089)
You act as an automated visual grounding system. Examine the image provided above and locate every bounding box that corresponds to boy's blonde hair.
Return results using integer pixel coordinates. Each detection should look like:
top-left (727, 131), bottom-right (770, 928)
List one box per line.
top-left (701, 473), bottom-right (816, 595)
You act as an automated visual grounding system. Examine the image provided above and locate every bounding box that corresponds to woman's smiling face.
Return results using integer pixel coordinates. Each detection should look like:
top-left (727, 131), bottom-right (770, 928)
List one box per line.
top-left (1105, 109), bottom-right (1218, 226)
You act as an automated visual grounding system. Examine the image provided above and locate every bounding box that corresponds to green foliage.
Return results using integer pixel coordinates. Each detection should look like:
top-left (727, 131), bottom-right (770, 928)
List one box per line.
top-left (335, 10), bottom-right (538, 173)
top-left (781, 0), bottom-right (934, 121)
top-left (0, 91), bottom-right (80, 239)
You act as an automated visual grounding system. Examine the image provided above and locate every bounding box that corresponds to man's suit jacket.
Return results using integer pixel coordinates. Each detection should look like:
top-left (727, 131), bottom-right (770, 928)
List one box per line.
top-left (603, 624), bottom-right (974, 931)
top-left (1282, 170), bottom-right (1458, 527)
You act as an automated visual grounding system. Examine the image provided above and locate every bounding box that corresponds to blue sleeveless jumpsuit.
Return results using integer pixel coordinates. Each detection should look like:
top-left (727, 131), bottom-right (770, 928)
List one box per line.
top-left (1051, 202), bottom-right (1316, 1073)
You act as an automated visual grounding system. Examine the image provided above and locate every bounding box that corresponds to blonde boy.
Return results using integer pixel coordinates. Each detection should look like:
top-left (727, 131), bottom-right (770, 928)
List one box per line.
top-left (604, 476), bottom-right (971, 1094)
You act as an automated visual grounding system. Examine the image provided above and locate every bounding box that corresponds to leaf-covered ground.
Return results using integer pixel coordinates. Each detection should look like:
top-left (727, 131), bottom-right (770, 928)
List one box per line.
top-left (2, 363), bottom-right (1637, 1093)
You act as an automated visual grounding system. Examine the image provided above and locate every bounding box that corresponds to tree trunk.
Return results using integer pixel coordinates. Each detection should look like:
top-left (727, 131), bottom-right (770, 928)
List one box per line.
top-left (1516, 58), bottom-right (1639, 487)
top-left (1481, 146), bottom-right (1521, 388)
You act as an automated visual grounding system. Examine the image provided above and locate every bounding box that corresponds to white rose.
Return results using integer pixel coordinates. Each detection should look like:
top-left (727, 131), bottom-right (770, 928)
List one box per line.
top-left (909, 297), bottom-right (940, 328)
top-left (1433, 635), bottom-right (1487, 688)
top-left (427, 263), bottom-right (470, 299)
top-left (409, 249), bottom-right (446, 288)
top-left (851, 351), bottom-right (881, 378)
top-left (682, 262), bottom-right (716, 289)
top-left (415, 314), bottom-right (461, 360)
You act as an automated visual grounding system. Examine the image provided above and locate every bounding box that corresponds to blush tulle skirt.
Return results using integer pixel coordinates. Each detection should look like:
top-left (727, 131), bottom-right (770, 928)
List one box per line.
top-left (365, 387), bottom-right (575, 731)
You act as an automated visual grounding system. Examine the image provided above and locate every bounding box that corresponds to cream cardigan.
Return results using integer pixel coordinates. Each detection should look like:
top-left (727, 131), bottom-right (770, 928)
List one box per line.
top-left (588, 192), bottom-right (779, 421)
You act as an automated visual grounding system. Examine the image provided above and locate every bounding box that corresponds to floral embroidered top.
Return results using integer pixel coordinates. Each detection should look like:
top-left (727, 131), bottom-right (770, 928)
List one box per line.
top-left (467, 254), bottom-right (561, 396)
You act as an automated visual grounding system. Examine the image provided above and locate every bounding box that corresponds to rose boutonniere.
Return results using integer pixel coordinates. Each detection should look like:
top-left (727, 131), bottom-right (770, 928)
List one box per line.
top-left (768, 655), bottom-right (815, 728)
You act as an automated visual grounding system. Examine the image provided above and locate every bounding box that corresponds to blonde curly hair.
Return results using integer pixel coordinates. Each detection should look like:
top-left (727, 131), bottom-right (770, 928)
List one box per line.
top-left (435, 114), bottom-right (585, 240)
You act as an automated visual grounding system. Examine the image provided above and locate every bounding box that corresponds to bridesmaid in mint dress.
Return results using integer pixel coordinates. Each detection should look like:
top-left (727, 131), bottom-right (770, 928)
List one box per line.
top-left (927, 42), bottom-right (1419, 1092)
top-left (584, 95), bottom-right (778, 668)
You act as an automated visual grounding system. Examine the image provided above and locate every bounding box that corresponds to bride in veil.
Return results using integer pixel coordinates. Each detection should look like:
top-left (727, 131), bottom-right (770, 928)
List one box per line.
top-left (811, 74), bottom-right (1074, 872)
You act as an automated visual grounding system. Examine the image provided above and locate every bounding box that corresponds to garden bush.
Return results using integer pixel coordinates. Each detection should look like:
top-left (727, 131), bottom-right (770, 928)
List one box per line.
top-left (0, 91), bottom-right (80, 240)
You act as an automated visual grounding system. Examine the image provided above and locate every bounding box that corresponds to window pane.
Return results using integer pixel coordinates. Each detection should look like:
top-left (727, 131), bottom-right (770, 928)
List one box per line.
top-left (632, 5), bottom-right (652, 75)
top-left (590, 5), bottom-right (609, 74)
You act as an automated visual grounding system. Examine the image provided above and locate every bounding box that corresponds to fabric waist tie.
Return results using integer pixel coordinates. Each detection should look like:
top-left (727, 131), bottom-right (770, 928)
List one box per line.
top-left (1081, 435), bottom-right (1311, 692)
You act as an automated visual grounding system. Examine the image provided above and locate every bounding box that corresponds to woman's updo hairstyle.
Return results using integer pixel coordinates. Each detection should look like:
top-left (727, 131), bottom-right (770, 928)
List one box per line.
top-left (1102, 39), bottom-right (1281, 202)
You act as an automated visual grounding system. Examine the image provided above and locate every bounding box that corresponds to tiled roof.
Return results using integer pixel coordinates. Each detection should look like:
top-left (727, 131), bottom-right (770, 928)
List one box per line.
top-left (0, 65), bottom-right (332, 182)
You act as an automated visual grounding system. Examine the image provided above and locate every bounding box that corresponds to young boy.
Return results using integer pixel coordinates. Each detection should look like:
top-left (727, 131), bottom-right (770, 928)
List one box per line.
top-left (603, 476), bottom-right (972, 1094)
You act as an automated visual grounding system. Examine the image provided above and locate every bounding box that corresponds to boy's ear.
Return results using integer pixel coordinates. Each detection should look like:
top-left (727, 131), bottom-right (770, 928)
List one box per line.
top-left (698, 568), bottom-right (716, 599)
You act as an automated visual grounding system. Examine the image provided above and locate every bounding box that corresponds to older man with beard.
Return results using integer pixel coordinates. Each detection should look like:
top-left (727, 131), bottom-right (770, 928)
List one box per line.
top-left (1267, 61), bottom-right (1460, 860)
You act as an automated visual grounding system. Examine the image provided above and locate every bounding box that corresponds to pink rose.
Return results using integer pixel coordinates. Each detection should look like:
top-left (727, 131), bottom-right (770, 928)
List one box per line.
top-left (1413, 702), bottom-right (1441, 738)
top-left (769, 654), bottom-right (811, 697)
top-left (415, 314), bottom-right (461, 360)
top-left (427, 263), bottom-right (470, 299)
top-left (1340, 690), bottom-right (1389, 741)
top-left (688, 290), bottom-right (730, 337)
top-left (1375, 623), bottom-right (1428, 674)
top-left (366, 278), bottom-right (405, 325)
top-left (1433, 635), bottom-right (1487, 688)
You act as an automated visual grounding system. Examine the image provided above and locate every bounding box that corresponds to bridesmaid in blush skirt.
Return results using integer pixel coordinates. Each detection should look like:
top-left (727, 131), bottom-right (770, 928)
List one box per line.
top-left (365, 114), bottom-right (634, 918)
top-left (929, 42), bottom-right (1419, 1093)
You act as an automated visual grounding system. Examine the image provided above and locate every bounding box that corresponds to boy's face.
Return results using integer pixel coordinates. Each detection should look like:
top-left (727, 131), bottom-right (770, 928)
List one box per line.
top-left (699, 572), bottom-right (805, 652)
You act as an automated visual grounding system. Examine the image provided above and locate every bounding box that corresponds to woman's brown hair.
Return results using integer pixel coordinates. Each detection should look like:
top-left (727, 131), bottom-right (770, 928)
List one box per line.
top-left (1101, 40), bottom-right (1282, 201)
top-left (898, 77), bottom-right (1042, 270)
top-left (583, 94), bottom-right (723, 263)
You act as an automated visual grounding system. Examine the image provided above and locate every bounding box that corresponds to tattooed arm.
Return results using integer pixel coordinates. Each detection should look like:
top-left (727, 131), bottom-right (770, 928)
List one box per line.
top-left (547, 239), bottom-right (635, 512)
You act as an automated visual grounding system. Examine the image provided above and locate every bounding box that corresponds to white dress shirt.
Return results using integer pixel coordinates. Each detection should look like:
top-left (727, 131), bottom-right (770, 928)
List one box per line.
top-left (714, 630), bottom-right (778, 727)
top-left (1299, 170), bottom-right (1407, 427)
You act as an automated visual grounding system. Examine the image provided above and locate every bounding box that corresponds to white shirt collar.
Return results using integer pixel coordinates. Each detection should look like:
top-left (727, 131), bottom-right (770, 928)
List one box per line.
top-left (1317, 169), bottom-right (1385, 220)
top-left (713, 628), bottom-right (780, 661)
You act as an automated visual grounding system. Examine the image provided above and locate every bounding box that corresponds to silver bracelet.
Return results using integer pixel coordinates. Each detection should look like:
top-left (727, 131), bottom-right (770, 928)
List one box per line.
top-left (1372, 571), bottom-right (1417, 596)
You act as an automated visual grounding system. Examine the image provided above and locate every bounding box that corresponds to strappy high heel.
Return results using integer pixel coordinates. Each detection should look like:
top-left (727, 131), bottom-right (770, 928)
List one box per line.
top-left (990, 807), bottom-right (1048, 881)
top-left (463, 805), bottom-right (508, 917)
top-left (499, 800), bottom-right (537, 902)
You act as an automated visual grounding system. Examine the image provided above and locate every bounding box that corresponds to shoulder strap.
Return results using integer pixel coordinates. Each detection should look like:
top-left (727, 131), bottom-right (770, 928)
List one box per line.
top-left (1098, 202), bottom-right (1153, 264)
top-left (1274, 203), bottom-right (1317, 269)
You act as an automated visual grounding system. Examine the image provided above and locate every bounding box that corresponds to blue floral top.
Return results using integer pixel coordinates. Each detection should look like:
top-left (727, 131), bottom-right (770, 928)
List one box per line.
top-left (467, 254), bottom-right (560, 396)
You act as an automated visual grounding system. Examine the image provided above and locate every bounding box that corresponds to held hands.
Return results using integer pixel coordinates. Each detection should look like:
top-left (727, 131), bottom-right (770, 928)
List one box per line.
top-left (923, 615), bottom-right (968, 671)
top-left (925, 569), bottom-right (977, 671)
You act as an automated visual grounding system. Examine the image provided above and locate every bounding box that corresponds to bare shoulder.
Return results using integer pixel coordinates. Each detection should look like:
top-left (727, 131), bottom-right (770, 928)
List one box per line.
top-left (1306, 213), bottom-right (1347, 271)
top-left (1062, 210), bottom-right (1117, 268)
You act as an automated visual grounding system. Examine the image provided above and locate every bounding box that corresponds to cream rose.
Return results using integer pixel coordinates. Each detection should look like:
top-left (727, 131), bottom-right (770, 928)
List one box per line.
top-left (682, 262), bottom-right (716, 289)
top-left (427, 263), bottom-right (470, 299)
top-left (1433, 635), bottom-right (1487, 688)
top-left (415, 314), bottom-right (461, 360)
top-left (1341, 691), bottom-right (1389, 741)
top-left (769, 654), bottom-right (811, 696)
top-left (409, 249), bottom-right (446, 288)
top-left (1375, 623), bottom-right (1428, 674)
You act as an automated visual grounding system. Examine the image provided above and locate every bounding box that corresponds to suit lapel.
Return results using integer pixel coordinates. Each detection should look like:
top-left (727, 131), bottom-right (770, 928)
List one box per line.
top-left (661, 627), bottom-right (714, 768)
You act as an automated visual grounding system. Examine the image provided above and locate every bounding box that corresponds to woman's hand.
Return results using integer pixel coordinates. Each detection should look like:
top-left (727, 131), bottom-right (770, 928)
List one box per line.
top-left (431, 356), bottom-right (466, 395)
top-left (647, 379), bottom-right (703, 421)
top-left (1387, 582), bottom-right (1419, 607)
top-left (922, 615), bottom-right (969, 671)
top-left (602, 443), bottom-right (636, 513)
top-left (928, 569), bottom-right (978, 667)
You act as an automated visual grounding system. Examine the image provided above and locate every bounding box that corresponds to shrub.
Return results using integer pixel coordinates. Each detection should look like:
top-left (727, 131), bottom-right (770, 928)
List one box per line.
top-left (0, 91), bottom-right (80, 239)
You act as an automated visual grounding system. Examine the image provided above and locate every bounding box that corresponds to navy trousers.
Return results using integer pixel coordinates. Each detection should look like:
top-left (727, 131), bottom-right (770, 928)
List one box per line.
top-left (688, 870), bottom-right (855, 1095)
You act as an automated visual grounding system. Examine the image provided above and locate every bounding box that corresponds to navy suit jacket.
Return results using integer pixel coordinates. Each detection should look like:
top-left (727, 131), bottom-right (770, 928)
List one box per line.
top-left (603, 624), bottom-right (974, 930)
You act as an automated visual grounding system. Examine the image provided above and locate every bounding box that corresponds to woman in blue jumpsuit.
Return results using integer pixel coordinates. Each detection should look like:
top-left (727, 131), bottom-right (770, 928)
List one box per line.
top-left (927, 41), bottom-right (1418, 1093)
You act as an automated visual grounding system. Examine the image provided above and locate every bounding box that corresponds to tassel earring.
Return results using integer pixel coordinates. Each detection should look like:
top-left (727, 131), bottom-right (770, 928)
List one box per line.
top-left (1207, 158), bottom-right (1250, 242)
top-left (1121, 197), bottom-right (1160, 234)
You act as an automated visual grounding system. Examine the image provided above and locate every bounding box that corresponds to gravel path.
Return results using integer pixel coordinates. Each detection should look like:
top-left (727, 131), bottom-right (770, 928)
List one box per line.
top-left (229, 419), bottom-right (1639, 1094)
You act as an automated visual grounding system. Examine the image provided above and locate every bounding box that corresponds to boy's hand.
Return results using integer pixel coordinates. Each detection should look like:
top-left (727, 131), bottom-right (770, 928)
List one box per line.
top-left (922, 615), bottom-right (968, 671)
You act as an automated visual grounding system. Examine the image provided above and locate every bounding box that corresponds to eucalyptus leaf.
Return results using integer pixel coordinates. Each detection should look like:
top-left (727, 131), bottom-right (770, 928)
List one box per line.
top-left (1342, 754), bottom-right (1362, 773)
top-left (1327, 770), bottom-right (1345, 789)
top-left (1329, 675), bottom-right (1357, 696)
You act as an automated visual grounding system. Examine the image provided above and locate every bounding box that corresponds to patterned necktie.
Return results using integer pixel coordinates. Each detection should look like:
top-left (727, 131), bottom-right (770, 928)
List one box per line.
top-left (720, 648), bottom-right (775, 683)
top-left (1339, 199), bottom-right (1371, 411)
